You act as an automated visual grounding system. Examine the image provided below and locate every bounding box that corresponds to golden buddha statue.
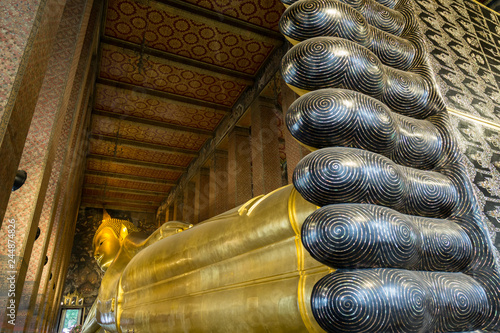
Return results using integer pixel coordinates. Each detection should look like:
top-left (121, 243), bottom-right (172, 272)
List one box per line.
top-left (82, 186), bottom-right (327, 333)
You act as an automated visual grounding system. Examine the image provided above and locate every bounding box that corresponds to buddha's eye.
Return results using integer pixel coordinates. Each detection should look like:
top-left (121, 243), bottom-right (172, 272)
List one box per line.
top-left (99, 240), bottom-right (105, 246)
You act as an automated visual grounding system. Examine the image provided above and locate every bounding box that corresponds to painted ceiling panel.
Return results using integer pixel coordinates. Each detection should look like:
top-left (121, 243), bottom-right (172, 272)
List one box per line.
top-left (94, 84), bottom-right (225, 130)
top-left (91, 115), bottom-right (210, 150)
top-left (86, 158), bottom-right (182, 180)
top-left (89, 138), bottom-right (194, 166)
top-left (84, 0), bottom-right (285, 212)
top-left (84, 174), bottom-right (172, 192)
top-left (181, 0), bottom-right (284, 31)
top-left (104, 0), bottom-right (276, 74)
top-left (99, 44), bottom-right (247, 106)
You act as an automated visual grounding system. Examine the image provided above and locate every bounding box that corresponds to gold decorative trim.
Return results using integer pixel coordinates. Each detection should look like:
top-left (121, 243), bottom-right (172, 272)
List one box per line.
top-left (63, 291), bottom-right (84, 306)
top-left (298, 275), bottom-right (316, 333)
top-left (471, 0), bottom-right (499, 14)
top-left (288, 188), bottom-right (302, 236)
top-left (447, 108), bottom-right (500, 131)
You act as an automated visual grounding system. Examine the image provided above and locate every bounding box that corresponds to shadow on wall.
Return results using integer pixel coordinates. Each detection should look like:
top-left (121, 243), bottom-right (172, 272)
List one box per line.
top-left (62, 207), bottom-right (156, 309)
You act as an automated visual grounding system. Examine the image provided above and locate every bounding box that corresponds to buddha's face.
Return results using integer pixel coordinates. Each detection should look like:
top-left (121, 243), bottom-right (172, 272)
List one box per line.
top-left (93, 227), bottom-right (121, 272)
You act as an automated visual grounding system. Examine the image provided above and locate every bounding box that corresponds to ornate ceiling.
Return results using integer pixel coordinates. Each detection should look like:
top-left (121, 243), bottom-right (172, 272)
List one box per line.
top-left (82, 0), bottom-right (284, 213)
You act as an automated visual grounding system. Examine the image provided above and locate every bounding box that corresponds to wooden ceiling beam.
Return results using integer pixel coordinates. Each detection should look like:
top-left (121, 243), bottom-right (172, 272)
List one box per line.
top-left (81, 195), bottom-right (161, 206)
top-left (80, 202), bottom-right (158, 213)
top-left (86, 155), bottom-right (187, 172)
top-left (101, 36), bottom-right (254, 85)
top-left (153, 0), bottom-right (283, 42)
top-left (90, 134), bottom-right (199, 157)
top-left (85, 170), bottom-right (177, 185)
top-left (92, 109), bottom-right (214, 137)
top-left (96, 78), bottom-right (232, 113)
top-left (84, 184), bottom-right (167, 196)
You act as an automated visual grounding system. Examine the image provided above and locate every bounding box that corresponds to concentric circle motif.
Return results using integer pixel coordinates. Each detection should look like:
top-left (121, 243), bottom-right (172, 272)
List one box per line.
top-left (280, 0), bottom-right (416, 70)
top-left (286, 88), bottom-right (443, 169)
top-left (293, 147), bottom-right (458, 218)
top-left (280, 0), bottom-right (500, 331)
top-left (302, 204), bottom-right (473, 271)
top-left (282, 37), bottom-right (445, 119)
top-left (312, 269), bottom-right (488, 332)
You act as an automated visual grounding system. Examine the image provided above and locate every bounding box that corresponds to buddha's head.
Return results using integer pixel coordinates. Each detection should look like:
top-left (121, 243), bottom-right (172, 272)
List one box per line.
top-left (93, 218), bottom-right (139, 271)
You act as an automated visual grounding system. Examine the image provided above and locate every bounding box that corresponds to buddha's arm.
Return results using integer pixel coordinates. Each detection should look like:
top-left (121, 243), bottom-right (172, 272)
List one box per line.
top-left (142, 221), bottom-right (193, 248)
top-left (81, 299), bottom-right (101, 333)
top-left (119, 221), bottom-right (193, 258)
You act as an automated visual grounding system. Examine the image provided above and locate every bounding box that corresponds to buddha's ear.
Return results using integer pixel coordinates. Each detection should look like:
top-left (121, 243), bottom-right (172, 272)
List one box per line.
top-left (119, 224), bottom-right (129, 241)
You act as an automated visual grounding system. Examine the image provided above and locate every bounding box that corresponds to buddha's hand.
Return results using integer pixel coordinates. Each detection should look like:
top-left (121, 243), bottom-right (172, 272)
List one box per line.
top-left (279, 0), bottom-right (500, 332)
top-left (158, 221), bottom-right (193, 239)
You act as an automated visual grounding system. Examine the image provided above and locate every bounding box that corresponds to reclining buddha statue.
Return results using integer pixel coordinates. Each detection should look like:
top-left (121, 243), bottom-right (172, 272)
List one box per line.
top-left (83, 0), bottom-right (500, 332)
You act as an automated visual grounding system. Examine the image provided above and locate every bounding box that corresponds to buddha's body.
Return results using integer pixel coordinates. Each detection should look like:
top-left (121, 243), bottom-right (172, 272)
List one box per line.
top-left (83, 186), bottom-right (326, 333)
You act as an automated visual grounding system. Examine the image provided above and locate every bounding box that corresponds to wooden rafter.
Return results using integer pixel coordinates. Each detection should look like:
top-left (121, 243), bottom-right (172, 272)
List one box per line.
top-left (80, 201), bottom-right (158, 213)
top-left (85, 170), bottom-right (178, 185)
top-left (92, 109), bottom-right (214, 136)
top-left (81, 195), bottom-right (160, 206)
top-left (84, 184), bottom-right (167, 196)
top-left (101, 37), bottom-right (255, 84)
top-left (90, 134), bottom-right (200, 157)
top-left (152, 0), bottom-right (283, 41)
top-left (96, 78), bottom-right (232, 112)
top-left (86, 155), bottom-right (187, 172)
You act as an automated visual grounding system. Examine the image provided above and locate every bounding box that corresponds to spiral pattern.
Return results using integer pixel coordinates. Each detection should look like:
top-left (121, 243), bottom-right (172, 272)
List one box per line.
top-left (302, 204), bottom-right (473, 271)
top-left (280, 0), bottom-right (404, 28)
top-left (349, 0), bottom-right (405, 35)
top-left (282, 37), bottom-right (385, 96)
top-left (403, 167), bottom-right (458, 217)
top-left (280, 0), bottom-right (299, 7)
top-left (279, 0), bottom-right (500, 330)
top-left (293, 147), bottom-right (458, 218)
top-left (280, 0), bottom-right (416, 70)
top-left (413, 217), bottom-right (473, 272)
top-left (280, 0), bottom-right (370, 46)
top-left (282, 37), bottom-right (445, 119)
top-left (286, 88), bottom-right (444, 169)
top-left (472, 269), bottom-right (500, 331)
top-left (312, 269), bottom-right (489, 333)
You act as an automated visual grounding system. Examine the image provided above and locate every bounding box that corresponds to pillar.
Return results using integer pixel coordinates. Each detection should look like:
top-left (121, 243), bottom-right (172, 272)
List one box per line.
top-left (281, 79), bottom-right (310, 184)
top-left (0, 0), bottom-right (67, 226)
top-left (0, 0), bottom-right (95, 330)
top-left (251, 98), bottom-right (282, 196)
top-left (183, 181), bottom-right (196, 224)
top-left (174, 192), bottom-right (184, 222)
top-left (167, 205), bottom-right (174, 222)
top-left (209, 150), bottom-right (228, 216)
top-left (31, 88), bottom-right (91, 331)
top-left (227, 127), bottom-right (252, 208)
top-left (164, 206), bottom-right (171, 223)
top-left (193, 174), bottom-right (201, 224)
top-left (17, 3), bottom-right (99, 330)
top-left (197, 168), bottom-right (210, 222)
